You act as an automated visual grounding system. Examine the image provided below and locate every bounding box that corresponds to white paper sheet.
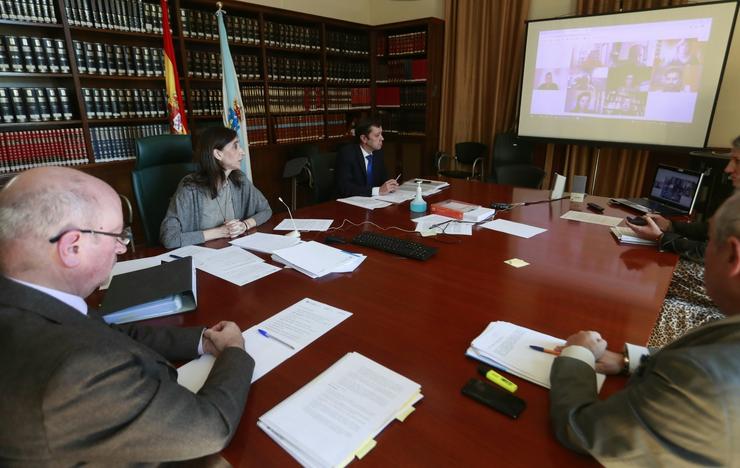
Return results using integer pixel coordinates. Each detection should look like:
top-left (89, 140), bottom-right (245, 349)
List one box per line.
top-left (410, 214), bottom-right (457, 224)
top-left (373, 191), bottom-right (415, 204)
top-left (196, 246), bottom-right (280, 286)
top-left (160, 245), bottom-right (219, 267)
top-left (415, 221), bottom-right (472, 235)
top-left (337, 196), bottom-right (392, 210)
top-left (177, 298), bottom-right (353, 392)
top-left (480, 219), bottom-right (547, 238)
top-left (560, 210), bottom-right (622, 226)
top-left (230, 232), bottom-right (301, 254)
top-left (272, 241), bottom-right (360, 278)
top-left (274, 219), bottom-right (334, 232)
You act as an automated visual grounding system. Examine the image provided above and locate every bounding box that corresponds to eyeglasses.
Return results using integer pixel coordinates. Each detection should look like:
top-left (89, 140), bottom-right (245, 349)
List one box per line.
top-left (48, 226), bottom-right (132, 246)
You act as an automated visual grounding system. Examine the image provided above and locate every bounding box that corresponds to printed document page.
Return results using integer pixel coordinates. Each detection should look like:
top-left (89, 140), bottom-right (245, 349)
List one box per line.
top-left (196, 246), bottom-right (280, 286)
top-left (258, 352), bottom-right (421, 468)
top-left (337, 196), bottom-right (392, 210)
top-left (561, 210), bottom-right (622, 226)
top-left (480, 219), bottom-right (547, 238)
top-left (230, 232), bottom-right (301, 254)
top-left (274, 219), bottom-right (334, 232)
top-left (177, 298), bottom-right (352, 392)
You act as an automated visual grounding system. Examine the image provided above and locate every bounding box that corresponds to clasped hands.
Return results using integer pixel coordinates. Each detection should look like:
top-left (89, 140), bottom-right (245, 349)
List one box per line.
top-left (202, 321), bottom-right (245, 356)
top-left (222, 218), bottom-right (249, 238)
top-left (559, 330), bottom-right (626, 375)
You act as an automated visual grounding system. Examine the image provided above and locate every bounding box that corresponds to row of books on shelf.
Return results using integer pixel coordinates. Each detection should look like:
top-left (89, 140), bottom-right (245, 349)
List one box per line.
top-left (267, 56), bottom-right (321, 83)
top-left (326, 62), bottom-right (371, 85)
top-left (264, 21), bottom-right (321, 51)
top-left (65, 0), bottom-right (164, 34)
top-left (91, 123), bottom-right (167, 162)
top-left (245, 117), bottom-right (268, 145)
top-left (376, 86), bottom-right (427, 107)
top-left (82, 87), bottom-right (166, 119)
top-left (273, 114), bottom-right (324, 143)
top-left (187, 51), bottom-right (260, 80)
top-left (1, 36), bottom-right (69, 74)
top-left (326, 113), bottom-right (349, 138)
top-left (180, 9), bottom-right (260, 44)
top-left (326, 87), bottom-right (370, 110)
top-left (73, 40), bottom-right (162, 77)
top-left (0, 0), bottom-right (57, 23)
top-left (378, 109), bottom-right (426, 135)
top-left (376, 31), bottom-right (427, 57)
top-left (0, 88), bottom-right (74, 123)
top-left (268, 86), bottom-right (323, 113)
top-left (377, 59), bottom-right (428, 82)
top-left (189, 86), bottom-right (266, 116)
top-left (326, 30), bottom-right (369, 56)
top-left (0, 128), bottom-right (87, 174)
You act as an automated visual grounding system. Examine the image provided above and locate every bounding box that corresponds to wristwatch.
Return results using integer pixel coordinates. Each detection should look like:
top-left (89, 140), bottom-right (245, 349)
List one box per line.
top-left (621, 349), bottom-right (630, 375)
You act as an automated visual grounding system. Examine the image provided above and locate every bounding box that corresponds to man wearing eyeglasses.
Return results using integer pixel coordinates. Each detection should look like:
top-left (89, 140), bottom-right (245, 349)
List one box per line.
top-left (0, 167), bottom-right (254, 464)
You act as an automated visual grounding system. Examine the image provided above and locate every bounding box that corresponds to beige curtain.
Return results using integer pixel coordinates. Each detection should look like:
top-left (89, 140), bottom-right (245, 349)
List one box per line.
top-left (438, 0), bottom-right (530, 172)
top-left (548, 0), bottom-right (687, 196)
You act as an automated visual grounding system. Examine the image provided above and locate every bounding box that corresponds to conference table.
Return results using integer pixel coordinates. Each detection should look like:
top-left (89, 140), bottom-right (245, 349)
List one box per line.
top-left (107, 179), bottom-right (679, 466)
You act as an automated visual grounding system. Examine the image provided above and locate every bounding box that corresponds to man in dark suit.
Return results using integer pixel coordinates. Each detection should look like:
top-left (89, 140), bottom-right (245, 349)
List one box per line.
top-left (336, 118), bottom-right (399, 197)
top-left (0, 167), bottom-right (254, 465)
top-left (549, 191), bottom-right (740, 466)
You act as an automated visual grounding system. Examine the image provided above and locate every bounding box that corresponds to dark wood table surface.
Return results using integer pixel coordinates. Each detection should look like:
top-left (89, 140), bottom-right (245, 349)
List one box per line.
top-left (104, 179), bottom-right (679, 467)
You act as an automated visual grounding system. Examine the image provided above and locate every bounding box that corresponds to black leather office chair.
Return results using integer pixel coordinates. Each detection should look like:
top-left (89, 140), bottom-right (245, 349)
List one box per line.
top-left (307, 151), bottom-right (337, 204)
top-left (488, 132), bottom-right (544, 188)
top-left (436, 141), bottom-right (487, 181)
top-left (131, 134), bottom-right (197, 246)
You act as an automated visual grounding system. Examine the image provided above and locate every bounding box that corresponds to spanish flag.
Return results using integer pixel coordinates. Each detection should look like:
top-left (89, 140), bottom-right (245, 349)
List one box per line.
top-left (161, 0), bottom-right (188, 134)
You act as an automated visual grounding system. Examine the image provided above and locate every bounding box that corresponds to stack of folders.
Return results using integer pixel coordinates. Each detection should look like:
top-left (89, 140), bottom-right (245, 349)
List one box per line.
top-left (258, 352), bottom-right (422, 467)
top-left (271, 240), bottom-right (365, 278)
top-left (466, 321), bottom-right (606, 392)
top-left (610, 226), bottom-right (657, 246)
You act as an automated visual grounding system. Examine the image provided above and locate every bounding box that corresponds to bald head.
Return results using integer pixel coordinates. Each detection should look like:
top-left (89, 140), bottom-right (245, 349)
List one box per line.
top-left (711, 191), bottom-right (740, 246)
top-left (0, 167), bottom-right (121, 282)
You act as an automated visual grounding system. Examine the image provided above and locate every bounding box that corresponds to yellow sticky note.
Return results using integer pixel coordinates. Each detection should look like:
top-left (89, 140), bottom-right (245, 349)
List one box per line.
top-left (396, 405), bottom-right (416, 422)
top-left (504, 258), bottom-right (529, 268)
top-left (355, 438), bottom-right (377, 459)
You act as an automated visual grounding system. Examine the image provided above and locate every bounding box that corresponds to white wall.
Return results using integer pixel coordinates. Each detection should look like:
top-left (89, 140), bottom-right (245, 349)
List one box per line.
top-left (528, 0), bottom-right (739, 148)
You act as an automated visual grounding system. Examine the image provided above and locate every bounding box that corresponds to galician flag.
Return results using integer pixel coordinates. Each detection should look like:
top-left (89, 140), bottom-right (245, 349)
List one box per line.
top-left (160, 0), bottom-right (187, 134)
top-left (216, 6), bottom-right (252, 180)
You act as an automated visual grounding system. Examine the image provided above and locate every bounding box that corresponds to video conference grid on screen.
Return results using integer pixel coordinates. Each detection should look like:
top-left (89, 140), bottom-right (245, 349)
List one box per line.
top-left (650, 167), bottom-right (701, 209)
top-left (517, 2), bottom-right (737, 148)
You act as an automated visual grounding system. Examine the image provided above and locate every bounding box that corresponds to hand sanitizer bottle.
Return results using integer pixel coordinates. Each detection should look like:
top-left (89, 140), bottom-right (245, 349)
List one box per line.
top-left (410, 180), bottom-right (427, 213)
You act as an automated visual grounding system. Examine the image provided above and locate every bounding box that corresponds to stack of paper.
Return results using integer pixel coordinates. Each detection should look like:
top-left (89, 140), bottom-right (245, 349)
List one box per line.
top-left (194, 246), bottom-right (281, 286)
top-left (177, 298), bottom-right (353, 391)
top-left (480, 219), bottom-right (547, 238)
top-left (337, 196), bottom-right (392, 210)
top-left (258, 352), bottom-right (422, 467)
top-left (398, 178), bottom-right (450, 196)
top-left (274, 219), bottom-right (334, 232)
top-left (610, 226), bottom-right (657, 246)
top-left (272, 241), bottom-right (365, 278)
top-left (466, 321), bottom-right (605, 392)
top-left (561, 210), bottom-right (622, 226)
top-left (373, 191), bottom-right (416, 204)
top-left (230, 232), bottom-right (302, 253)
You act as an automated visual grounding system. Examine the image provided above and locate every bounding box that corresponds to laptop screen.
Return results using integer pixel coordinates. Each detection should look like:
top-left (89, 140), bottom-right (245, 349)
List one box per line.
top-left (649, 166), bottom-right (702, 210)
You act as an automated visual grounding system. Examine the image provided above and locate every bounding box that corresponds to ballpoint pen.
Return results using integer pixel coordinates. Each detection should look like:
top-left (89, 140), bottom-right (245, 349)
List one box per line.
top-left (258, 328), bottom-right (295, 350)
top-left (529, 345), bottom-right (561, 356)
top-left (395, 173), bottom-right (402, 181)
top-left (169, 254), bottom-right (183, 259)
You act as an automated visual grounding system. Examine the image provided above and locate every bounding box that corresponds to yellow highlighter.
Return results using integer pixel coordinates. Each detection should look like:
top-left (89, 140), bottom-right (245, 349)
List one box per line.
top-left (477, 364), bottom-right (518, 393)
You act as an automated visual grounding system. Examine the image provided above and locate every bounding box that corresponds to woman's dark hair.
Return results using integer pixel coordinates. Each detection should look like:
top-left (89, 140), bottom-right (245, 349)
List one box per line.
top-left (191, 126), bottom-right (244, 199)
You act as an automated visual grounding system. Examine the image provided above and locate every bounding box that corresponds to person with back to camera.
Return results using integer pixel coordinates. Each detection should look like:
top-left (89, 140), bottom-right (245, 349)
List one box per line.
top-left (624, 136), bottom-right (739, 346)
top-left (161, 126), bottom-right (272, 248)
top-left (550, 190), bottom-right (740, 466)
top-left (0, 166), bottom-right (254, 465)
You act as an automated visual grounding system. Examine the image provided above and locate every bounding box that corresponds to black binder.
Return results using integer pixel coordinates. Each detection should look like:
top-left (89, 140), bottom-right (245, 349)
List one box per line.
top-left (100, 256), bottom-right (197, 324)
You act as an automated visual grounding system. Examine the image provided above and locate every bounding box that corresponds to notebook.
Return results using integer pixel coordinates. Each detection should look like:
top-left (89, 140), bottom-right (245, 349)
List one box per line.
top-left (612, 164), bottom-right (703, 216)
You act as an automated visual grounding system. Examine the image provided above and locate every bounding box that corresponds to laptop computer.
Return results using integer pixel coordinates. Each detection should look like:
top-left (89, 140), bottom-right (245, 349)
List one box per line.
top-left (612, 164), bottom-right (704, 216)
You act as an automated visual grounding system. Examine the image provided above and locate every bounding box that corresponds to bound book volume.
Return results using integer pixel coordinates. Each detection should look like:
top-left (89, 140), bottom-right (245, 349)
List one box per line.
top-left (274, 114), bottom-right (324, 143)
top-left (187, 51), bottom-right (260, 80)
top-left (326, 87), bottom-right (371, 110)
top-left (266, 56), bottom-right (321, 83)
top-left (326, 61), bottom-right (370, 85)
top-left (65, 0), bottom-right (164, 34)
top-left (81, 87), bottom-right (166, 120)
top-left (180, 9), bottom-right (260, 44)
top-left (0, 87), bottom-right (74, 122)
top-left (189, 85), bottom-right (265, 116)
top-left (73, 40), bottom-right (163, 77)
top-left (0, 128), bottom-right (87, 173)
top-left (0, 35), bottom-right (68, 74)
top-left (267, 86), bottom-right (324, 113)
top-left (0, 0), bottom-right (57, 23)
top-left (91, 123), bottom-right (168, 162)
top-left (377, 58), bottom-right (428, 82)
top-left (264, 21), bottom-right (320, 50)
top-left (326, 30), bottom-right (369, 55)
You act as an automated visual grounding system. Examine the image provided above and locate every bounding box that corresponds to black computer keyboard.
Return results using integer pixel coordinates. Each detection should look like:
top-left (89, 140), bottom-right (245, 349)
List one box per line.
top-left (351, 231), bottom-right (437, 261)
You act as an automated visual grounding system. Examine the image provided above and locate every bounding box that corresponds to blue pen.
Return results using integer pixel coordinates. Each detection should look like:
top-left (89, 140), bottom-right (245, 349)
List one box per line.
top-left (169, 254), bottom-right (183, 259)
top-left (258, 329), bottom-right (295, 350)
top-left (341, 250), bottom-right (362, 257)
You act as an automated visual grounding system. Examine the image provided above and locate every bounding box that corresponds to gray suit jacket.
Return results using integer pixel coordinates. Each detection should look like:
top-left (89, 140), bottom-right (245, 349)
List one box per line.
top-left (550, 314), bottom-right (740, 467)
top-left (0, 275), bottom-right (255, 466)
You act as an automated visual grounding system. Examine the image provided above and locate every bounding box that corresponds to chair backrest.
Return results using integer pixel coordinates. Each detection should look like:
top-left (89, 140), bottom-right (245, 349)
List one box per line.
top-left (492, 132), bottom-right (534, 167)
top-left (132, 134), bottom-right (198, 246)
top-left (493, 165), bottom-right (545, 189)
top-left (307, 151), bottom-right (337, 204)
top-left (454, 141), bottom-right (487, 164)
